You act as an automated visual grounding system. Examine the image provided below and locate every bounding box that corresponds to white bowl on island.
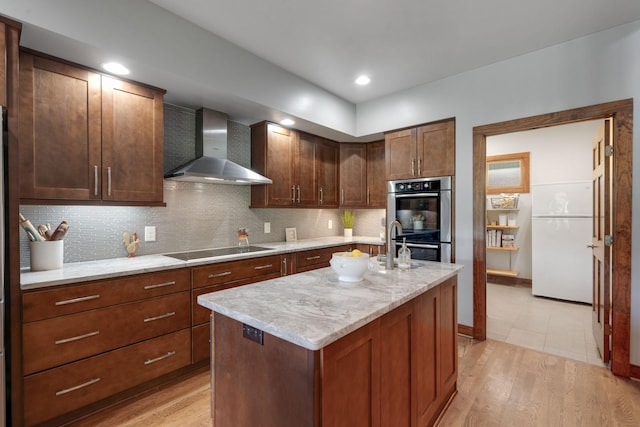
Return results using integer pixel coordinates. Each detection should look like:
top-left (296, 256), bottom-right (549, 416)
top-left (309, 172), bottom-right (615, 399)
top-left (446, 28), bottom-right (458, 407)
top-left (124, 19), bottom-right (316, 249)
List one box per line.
top-left (330, 251), bottom-right (370, 282)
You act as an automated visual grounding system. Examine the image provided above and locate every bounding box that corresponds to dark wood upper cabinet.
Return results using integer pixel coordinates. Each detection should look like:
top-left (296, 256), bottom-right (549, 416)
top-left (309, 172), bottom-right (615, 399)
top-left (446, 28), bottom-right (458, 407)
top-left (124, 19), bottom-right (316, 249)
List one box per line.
top-left (339, 143), bottom-right (368, 207)
top-left (339, 141), bottom-right (386, 208)
top-left (19, 51), bottom-right (165, 205)
top-left (366, 140), bottom-right (386, 208)
top-left (385, 119), bottom-right (455, 180)
top-left (316, 137), bottom-right (340, 207)
top-left (251, 122), bottom-right (339, 208)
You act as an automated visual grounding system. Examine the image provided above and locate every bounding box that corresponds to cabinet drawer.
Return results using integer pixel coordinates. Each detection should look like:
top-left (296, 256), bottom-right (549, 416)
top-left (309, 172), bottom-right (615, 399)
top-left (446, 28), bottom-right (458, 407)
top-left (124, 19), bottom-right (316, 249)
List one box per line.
top-left (296, 245), bottom-right (350, 271)
top-left (23, 291), bottom-right (190, 375)
top-left (23, 268), bottom-right (190, 322)
top-left (24, 328), bottom-right (191, 427)
top-left (192, 255), bottom-right (281, 289)
top-left (192, 271), bottom-right (280, 326)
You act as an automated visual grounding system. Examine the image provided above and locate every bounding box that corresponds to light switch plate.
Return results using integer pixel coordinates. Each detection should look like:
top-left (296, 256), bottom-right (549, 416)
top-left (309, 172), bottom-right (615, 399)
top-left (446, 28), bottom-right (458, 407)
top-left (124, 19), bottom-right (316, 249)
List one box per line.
top-left (328, 220), bottom-right (333, 229)
top-left (264, 222), bottom-right (271, 233)
top-left (144, 226), bottom-right (156, 242)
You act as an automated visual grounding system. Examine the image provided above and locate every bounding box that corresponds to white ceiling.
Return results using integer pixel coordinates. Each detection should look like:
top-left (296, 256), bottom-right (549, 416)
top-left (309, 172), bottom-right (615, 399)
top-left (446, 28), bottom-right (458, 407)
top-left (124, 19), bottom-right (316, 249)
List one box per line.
top-left (149, 0), bottom-right (640, 103)
top-left (5, 0), bottom-right (640, 141)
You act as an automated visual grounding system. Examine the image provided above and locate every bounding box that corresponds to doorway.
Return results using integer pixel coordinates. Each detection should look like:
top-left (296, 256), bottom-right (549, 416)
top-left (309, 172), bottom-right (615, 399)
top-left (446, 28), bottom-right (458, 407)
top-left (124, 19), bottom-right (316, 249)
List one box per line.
top-left (485, 121), bottom-right (603, 365)
top-left (472, 99), bottom-right (633, 377)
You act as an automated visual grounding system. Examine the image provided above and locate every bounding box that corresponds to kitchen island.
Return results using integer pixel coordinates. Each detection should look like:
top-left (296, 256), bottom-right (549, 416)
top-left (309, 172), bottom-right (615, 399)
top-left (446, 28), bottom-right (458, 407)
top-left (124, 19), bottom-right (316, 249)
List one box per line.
top-left (198, 260), bottom-right (462, 427)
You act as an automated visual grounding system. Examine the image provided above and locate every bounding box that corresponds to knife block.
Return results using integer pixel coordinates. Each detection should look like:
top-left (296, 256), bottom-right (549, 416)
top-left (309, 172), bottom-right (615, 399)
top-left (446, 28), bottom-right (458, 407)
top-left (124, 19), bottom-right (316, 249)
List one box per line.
top-left (30, 240), bottom-right (64, 271)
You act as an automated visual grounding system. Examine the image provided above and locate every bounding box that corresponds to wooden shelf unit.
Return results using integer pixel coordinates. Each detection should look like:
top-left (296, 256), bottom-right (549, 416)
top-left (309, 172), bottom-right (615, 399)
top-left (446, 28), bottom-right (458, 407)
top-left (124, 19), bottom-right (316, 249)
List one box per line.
top-left (486, 208), bottom-right (520, 278)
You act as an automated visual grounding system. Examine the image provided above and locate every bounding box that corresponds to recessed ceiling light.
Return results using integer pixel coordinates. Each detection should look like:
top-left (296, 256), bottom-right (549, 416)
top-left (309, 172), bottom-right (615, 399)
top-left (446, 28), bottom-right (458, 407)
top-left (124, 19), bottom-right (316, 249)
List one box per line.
top-left (355, 75), bottom-right (371, 85)
top-left (280, 118), bottom-right (295, 126)
top-left (102, 62), bottom-right (130, 75)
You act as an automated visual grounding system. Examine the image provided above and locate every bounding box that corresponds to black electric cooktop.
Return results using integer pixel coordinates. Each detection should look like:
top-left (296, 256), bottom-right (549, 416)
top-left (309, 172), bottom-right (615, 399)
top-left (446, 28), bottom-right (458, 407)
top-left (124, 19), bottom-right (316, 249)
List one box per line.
top-left (164, 246), bottom-right (273, 261)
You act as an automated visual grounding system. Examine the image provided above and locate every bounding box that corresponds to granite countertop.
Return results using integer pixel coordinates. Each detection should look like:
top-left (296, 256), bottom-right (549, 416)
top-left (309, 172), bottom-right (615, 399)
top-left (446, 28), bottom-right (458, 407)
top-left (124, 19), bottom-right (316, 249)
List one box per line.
top-left (20, 236), bottom-right (385, 290)
top-left (197, 260), bottom-right (463, 351)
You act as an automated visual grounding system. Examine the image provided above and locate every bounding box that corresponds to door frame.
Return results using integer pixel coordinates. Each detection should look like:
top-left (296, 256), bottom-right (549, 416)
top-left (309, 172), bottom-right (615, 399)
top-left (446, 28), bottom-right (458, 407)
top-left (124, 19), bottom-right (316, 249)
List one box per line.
top-left (472, 99), bottom-right (633, 377)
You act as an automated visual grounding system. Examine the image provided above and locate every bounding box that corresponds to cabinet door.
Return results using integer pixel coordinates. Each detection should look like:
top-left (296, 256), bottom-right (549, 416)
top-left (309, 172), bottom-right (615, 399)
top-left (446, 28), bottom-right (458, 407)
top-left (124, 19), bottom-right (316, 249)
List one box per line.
top-left (322, 318), bottom-right (380, 427)
top-left (439, 277), bottom-right (458, 397)
top-left (340, 143), bottom-right (368, 207)
top-left (385, 128), bottom-right (416, 181)
top-left (413, 286), bottom-right (440, 427)
top-left (317, 138), bottom-right (339, 207)
top-left (266, 124), bottom-right (297, 205)
top-left (297, 133), bottom-right (318, 206)
top-left (19, 53), bottom-right (102, 201)
top-left (367, 140), bottom-right (387, 207)
top-left (380, 301), bottom-right (413, 427)
top-left (101, 76), bottom-right (165, 203)
top-left (416, 120), bottom-right (455, 177)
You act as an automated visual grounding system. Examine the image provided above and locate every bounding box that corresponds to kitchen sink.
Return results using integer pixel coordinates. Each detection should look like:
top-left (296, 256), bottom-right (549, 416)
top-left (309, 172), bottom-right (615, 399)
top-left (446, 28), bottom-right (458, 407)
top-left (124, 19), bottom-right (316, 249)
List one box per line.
top-left (164, 245), bottom-right (273, 261)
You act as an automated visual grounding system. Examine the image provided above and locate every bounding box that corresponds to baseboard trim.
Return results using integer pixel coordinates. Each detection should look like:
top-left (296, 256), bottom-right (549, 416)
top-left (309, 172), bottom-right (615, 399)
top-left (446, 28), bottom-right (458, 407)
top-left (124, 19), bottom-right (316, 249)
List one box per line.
top-left (487, 275), bottom-right (532, 287)
top-left (458, 324), bottom-right (473, 337)
top-left (630, 364), bottom-right (640, 380)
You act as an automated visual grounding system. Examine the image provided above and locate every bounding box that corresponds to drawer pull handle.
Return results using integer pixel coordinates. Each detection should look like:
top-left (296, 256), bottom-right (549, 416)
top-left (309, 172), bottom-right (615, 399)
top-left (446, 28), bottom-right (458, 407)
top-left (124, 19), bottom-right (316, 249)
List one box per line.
top-left (254, 264), bottom-right (273, 270)
top-left (208, 271), bottom-right (232, 278)
top-left (144, 281), bottom-right (176, 290)
top-left (55, 330), bottom-right (100, 345)
top-left (144, 351), bottom-right (176, 365)
top-left (55, 294), bottom-right (101, 306)
top-left (143, 312), bottom-right (176, 323)
top-left (56, 377), bottom-right (101, 396)
top-left (305, 255), bottom-right (321, 261)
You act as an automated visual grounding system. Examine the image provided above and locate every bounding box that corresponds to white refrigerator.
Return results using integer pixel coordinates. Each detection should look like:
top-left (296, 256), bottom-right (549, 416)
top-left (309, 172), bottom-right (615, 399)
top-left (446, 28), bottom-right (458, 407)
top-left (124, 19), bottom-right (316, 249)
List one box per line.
top-left (531, 181), bottom-right (593, 303)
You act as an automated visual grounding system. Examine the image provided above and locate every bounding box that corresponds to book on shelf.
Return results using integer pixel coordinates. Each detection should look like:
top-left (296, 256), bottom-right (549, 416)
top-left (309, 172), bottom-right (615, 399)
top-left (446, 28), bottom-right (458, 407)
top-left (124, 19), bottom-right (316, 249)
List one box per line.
top-left (486, 229), bottom-right (503, 247)
top-left (501, 233), bottom-right (515, 248)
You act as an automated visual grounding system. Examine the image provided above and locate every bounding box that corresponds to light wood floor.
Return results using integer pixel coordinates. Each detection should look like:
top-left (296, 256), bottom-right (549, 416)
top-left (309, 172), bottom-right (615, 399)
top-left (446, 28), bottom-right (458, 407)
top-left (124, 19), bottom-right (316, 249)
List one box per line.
top-left (70, 337), bottom-right (640, 426)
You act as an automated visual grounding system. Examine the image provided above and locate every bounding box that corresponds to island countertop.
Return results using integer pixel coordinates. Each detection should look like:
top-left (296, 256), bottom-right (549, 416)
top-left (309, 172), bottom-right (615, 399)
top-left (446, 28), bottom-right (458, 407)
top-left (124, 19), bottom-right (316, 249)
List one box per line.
top-left (197, 260), bottom-right (462, 351)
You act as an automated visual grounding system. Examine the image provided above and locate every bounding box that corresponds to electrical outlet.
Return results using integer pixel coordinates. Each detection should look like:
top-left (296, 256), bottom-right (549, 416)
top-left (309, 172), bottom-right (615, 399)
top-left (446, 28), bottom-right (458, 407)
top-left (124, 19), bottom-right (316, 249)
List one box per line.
top-left (144, 226), bottom-right (156, 242)
top-left (328, 220), bottom-right (333, 229)
top-left (264, 222), bottom-right (271, 233)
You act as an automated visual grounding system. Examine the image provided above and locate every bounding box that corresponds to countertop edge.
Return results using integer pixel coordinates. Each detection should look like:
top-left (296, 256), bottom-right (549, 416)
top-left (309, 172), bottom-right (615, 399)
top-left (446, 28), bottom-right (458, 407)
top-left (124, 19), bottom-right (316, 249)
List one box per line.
top-left (20, 236), bottom-right (385, 289)
top-left (198, 263), bottom-right (463, 351)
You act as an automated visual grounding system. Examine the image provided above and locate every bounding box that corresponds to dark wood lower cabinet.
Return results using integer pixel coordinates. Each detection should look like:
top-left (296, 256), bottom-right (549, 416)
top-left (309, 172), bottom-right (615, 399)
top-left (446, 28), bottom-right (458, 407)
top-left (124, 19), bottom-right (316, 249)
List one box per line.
top-left (23, 328), bottom-right (191, 426)
top-left (211, 276), bottom-right (458, 427)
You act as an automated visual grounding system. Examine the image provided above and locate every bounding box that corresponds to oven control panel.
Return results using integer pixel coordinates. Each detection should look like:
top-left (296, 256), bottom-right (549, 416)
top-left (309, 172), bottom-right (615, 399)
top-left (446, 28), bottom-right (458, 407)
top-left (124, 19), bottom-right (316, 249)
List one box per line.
top-left (394, 180), bottom-right (441, 193)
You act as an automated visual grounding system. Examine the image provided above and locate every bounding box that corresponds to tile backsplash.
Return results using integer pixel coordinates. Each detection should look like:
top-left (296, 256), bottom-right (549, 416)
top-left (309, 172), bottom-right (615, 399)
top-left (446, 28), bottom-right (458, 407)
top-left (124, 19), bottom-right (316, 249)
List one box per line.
top-left (19, 107), bottom-right (385, 267)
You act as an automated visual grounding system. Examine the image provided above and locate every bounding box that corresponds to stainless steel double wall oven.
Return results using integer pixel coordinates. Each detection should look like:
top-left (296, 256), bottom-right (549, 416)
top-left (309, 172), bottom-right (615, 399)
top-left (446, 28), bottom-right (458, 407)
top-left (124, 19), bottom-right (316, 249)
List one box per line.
top-left (387, 176), bottom-right (452, 263)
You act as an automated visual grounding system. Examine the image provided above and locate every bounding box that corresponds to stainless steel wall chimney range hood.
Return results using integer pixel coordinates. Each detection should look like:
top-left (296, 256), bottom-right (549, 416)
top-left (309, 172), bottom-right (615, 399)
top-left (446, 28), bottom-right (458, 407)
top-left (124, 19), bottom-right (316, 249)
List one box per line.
top-left (164, 108), bottom-right (272, 185)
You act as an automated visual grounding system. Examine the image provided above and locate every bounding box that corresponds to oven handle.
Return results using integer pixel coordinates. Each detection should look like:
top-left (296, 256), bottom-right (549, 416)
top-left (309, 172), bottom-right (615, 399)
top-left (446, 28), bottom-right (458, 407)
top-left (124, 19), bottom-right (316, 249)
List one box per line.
top-left (393, 192), bottom-right (439, 198)
top-left (397, 242), bottom-right (440, 249)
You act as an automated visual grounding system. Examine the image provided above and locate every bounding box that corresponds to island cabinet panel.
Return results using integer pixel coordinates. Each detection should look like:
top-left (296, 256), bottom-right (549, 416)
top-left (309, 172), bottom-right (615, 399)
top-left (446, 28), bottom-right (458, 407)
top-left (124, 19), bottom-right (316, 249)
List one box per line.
top-left (19, 50), bottom-right (166, 205)
top-left (23, 328), bottom-right (191, 427)
top-left (322, 318), bottom-right (381, 427)
top-left (379, 301), bottom-right (413, 427)
top-left (212, 313), bottom-right (319, 427)
top-left (209, 275), bottom-right (458, 427)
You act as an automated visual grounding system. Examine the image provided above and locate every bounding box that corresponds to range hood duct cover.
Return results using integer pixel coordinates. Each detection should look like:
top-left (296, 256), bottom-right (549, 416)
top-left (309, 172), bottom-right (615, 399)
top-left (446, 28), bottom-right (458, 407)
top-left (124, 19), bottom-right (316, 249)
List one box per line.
top-left (164, 108), bottom-right (272, 185)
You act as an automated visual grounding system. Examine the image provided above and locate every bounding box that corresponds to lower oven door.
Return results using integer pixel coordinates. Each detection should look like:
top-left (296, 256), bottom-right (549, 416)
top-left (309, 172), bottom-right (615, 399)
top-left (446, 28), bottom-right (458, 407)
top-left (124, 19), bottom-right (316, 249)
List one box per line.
top-left (396, 242), bottom-right (451, 263)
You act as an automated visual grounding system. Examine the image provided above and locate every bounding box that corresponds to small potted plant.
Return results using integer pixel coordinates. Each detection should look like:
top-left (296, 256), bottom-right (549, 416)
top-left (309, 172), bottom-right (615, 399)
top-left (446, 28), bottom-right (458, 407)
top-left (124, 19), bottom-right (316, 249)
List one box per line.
top-left (412, 213), bottom-right (425, 230)
top-left (339, 209), bottom-right (356, 237)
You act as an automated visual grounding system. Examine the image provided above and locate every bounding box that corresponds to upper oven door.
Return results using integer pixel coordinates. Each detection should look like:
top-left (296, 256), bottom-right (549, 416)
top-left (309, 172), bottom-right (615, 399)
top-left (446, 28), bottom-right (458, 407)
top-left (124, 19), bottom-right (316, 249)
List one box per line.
top-left (388, 189), bottom-right (452, 244)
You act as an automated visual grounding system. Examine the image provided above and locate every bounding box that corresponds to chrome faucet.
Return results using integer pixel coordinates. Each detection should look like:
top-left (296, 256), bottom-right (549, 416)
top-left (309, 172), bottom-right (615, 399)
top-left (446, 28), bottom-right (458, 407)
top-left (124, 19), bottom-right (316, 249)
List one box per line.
top-left (386, 220), bottom-right (403, 270)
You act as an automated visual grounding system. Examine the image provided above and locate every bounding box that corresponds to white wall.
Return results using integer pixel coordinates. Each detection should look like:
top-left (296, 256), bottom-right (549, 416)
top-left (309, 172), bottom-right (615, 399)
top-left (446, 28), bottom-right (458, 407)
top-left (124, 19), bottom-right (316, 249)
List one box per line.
top-left (487, 120), bottom-right (601, 279)
top-left (357, 22), bottom-right (640, 364)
